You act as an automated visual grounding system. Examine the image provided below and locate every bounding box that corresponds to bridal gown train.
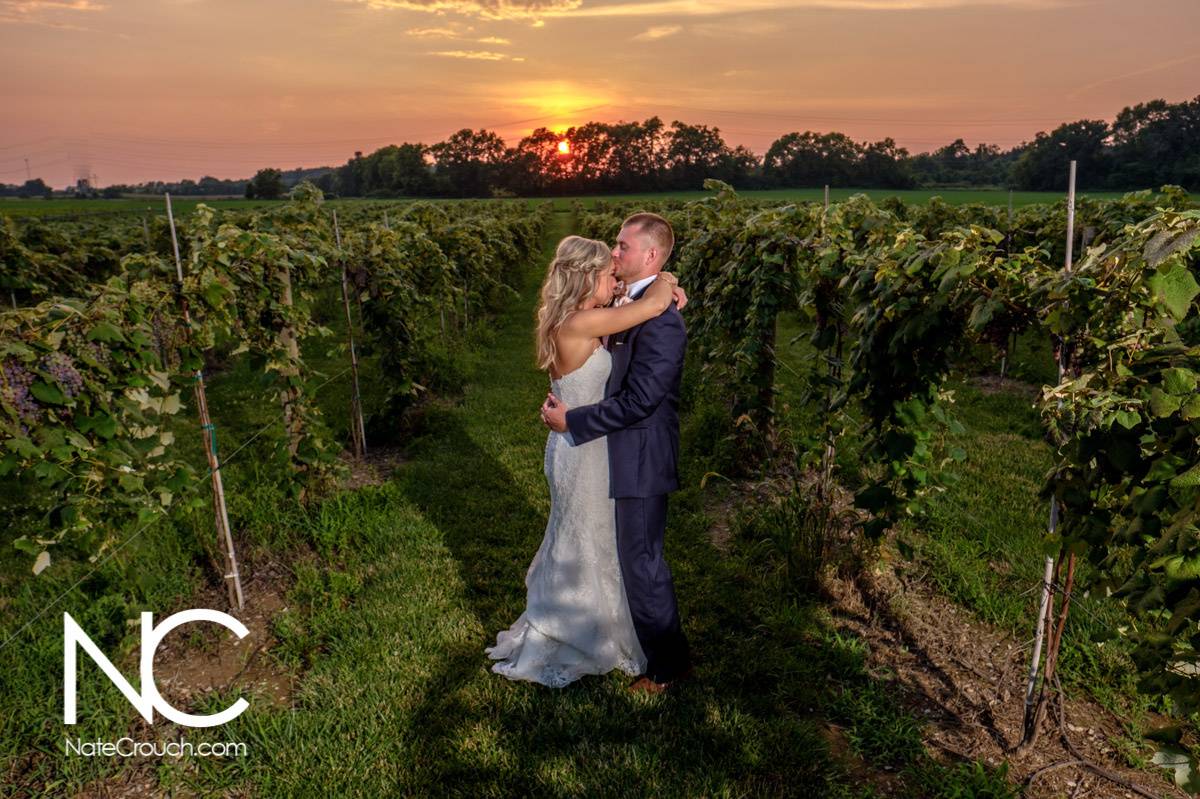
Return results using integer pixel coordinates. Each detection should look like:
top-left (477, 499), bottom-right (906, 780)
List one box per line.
top-left (485, 345), bottom-right (647, 687)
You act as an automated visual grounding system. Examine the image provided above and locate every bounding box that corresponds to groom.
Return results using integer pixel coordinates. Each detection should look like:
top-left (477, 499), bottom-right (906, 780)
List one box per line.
top-left (540, 212), bottom-right (692, 693)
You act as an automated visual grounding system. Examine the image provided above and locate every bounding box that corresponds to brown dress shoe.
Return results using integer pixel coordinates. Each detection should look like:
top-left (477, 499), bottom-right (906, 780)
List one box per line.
top-left (628, 675), bottom-right (671, 695)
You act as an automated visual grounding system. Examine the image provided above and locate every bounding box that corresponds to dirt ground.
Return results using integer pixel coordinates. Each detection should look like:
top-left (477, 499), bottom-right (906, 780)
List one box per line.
top-left (823, 560), bottom-right (1187, 798)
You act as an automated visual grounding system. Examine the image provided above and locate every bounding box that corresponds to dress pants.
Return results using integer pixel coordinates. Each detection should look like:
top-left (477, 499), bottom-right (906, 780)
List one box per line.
top-left (614, 494), bottom-right (690, 682)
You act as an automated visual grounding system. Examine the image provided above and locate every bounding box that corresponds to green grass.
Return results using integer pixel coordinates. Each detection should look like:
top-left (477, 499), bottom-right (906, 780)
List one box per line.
top-left (0, 186), bottom-right (1127, 218)
top-left (550, 187), bottom-right (1124, 211)
top-left (770, 310), bottom-right (1174, 734)
top-left (0, 197), bottom-right (282, 217)
top-left (0, 211), bottom-right (1025, 797)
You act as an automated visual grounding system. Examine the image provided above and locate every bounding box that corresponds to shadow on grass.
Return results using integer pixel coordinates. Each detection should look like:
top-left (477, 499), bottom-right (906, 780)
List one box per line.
top-left (389, 404), bottom-right (849, 796)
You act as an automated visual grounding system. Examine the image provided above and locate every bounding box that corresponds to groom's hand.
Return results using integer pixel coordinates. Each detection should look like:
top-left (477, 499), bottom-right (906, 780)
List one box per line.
top-left (541, 392), bottom-right (569, 432)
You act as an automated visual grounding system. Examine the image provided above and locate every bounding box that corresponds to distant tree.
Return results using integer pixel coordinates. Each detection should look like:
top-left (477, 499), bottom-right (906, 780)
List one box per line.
top-left (858, 138), bottom-right (915, 188)
top-left (763, 131), bottom-right (860, 187)
top-left (507, 127), bottom-right (573, 194)
top-left (715, 144), bottom-right (762, 188)
top-left (1011, 120), bottom-right (1110, 190)
top-left (605, 117), bottom-right (667, 192)
top-left (428, 128), bottom-right (506, 197)
top-left (17, 178), bottom-right (51, 198)
top-left (1108, 96), bottom-right (1200, 189)
top-left (246, 168), bottom-right (284, 199)
top-left (662, 121), bottom-right (731, 190)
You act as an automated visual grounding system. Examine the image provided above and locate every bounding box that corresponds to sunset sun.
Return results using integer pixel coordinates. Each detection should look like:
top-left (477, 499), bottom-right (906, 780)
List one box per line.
top-left (557, 139), bottom-right (570, 155)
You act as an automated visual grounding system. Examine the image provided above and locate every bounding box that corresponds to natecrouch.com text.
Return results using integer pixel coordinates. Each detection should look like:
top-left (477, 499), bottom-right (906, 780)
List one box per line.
top-left (64, 737), bottom-right (247, 758)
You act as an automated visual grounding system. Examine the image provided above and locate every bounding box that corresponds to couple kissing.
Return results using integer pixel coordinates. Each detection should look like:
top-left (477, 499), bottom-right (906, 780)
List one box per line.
top-left (485, 212), bottom-right (694, 695)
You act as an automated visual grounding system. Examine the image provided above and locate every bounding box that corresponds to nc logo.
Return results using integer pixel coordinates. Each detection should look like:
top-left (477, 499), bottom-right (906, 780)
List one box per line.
top-left (64, 609), bottom-right (250, 728)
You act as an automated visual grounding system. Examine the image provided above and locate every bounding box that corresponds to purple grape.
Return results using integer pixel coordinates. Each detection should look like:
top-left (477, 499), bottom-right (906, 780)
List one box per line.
top-left (39, 352), bottom-right (84, 400)
top-left (1, 359), bottom-right (40, 424)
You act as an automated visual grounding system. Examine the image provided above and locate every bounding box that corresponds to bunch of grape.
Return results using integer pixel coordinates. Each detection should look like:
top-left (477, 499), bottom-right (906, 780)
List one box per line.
top-left (64, 330), bottom-right (114, 370)
top-left (151, 312), bottom-right (183, 371)
top-left (2, 358), bottom-right (40, 429)
top-left (39, 352), bottom-right (84, 400)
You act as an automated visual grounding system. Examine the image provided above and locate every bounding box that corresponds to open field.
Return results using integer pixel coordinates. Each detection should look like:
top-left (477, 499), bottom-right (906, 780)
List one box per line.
top-left (0, 186), bottom-right (1130, 218)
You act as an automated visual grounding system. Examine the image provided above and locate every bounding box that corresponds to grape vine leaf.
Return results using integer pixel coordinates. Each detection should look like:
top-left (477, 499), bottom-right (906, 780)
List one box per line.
top-left (1147, 263), bottom-right (1200, 320)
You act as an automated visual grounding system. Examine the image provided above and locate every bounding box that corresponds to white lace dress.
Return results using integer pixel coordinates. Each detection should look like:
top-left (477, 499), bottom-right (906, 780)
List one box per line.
top-left (485, 346), bottom-right (647, 688)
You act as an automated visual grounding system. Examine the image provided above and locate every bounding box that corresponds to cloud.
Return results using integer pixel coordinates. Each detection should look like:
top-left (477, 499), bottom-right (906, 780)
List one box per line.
top-left (560, 0), bottom-right (1077, 17)
top-left (633, 24), bottom-right (680, 40)
top-left (477, 35), bottom-right (511, 43)
top-left (431, 49), bottom-right (521, 60)
top-left (406, 26), bottom-right (461, 35)
top-left (0, 0), bottom-right (106, 26)
top-left (343, 0), bottom-right (1077, 22)
top-left (345, 0), bottom-right (580, 20)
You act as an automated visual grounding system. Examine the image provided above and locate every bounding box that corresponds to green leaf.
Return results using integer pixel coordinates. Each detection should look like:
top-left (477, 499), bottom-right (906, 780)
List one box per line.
top-left (12, 536), bottom-right (39, 555)
top-left (1163, 368), bottom-right (1198, 395)
top-left (1149, 388), bottom-right (1182, 418)
top-left (29, 381), bottom-right (66, 405)
top-left (1171, 463), bottom-right (1200, 488)
top-left (1114, 410), bottom-right (1141, 429)
top-left (1148, 263), bottom-right (1200, 321)
top-left (87, 321), bottom-right (127, 343)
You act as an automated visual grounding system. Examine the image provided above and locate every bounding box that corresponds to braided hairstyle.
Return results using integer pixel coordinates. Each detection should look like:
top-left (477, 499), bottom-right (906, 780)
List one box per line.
top-left (535, 235), bottom-right (612, 372)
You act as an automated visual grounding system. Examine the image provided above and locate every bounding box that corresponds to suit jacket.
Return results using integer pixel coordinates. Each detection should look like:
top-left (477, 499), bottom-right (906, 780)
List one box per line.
top-left (565, 286), bottom-right (686, 499)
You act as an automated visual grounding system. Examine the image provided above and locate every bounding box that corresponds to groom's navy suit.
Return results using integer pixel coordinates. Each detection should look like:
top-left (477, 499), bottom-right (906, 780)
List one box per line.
top-left (565, 279), bottom-right (691, 683)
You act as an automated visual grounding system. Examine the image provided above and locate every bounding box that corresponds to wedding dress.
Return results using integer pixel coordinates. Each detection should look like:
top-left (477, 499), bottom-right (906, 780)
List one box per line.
top-left (485, 345), bottom-right (647, 687)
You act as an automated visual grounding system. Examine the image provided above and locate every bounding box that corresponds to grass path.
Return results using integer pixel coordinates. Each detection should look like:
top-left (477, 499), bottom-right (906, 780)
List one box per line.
top-left (168, 210), bottom-right (871, 798)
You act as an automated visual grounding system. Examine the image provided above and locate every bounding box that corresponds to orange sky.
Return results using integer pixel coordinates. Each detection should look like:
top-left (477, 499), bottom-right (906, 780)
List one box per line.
top-left (1, 0), bottom-right (1197, 187)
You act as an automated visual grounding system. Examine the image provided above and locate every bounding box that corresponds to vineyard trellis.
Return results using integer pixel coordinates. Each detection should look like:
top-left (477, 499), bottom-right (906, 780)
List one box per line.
top-left (577, 180), bottom-right (1200, 788)
top-left (1, 184), bottom-right (549, 616)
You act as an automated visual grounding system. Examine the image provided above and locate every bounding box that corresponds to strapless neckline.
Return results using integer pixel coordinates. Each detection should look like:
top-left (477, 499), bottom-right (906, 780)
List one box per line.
top-left (552, 345), bottom-right (607, 385)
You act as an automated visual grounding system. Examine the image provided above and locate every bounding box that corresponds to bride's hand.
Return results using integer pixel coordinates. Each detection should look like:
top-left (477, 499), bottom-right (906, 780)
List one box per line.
top-left (671, 284), bottom-right (688, 311)
top-left (655, 273), bottom-right (687, 311)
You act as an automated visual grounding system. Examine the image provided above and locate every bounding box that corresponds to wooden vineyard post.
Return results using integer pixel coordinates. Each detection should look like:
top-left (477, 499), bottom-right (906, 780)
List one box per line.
top-left (332, 210), bottom-right (367, 459)
top-left (142, 216), bottom-right (151, 250)
top-left (165, 193), bottom-right (244, 611)
top-left (1019, 160), bottom-right (1077, 750)
top-left (274, 254), bottom-right (306, 500)
top-left (824, 184), bottom-right (830, 209)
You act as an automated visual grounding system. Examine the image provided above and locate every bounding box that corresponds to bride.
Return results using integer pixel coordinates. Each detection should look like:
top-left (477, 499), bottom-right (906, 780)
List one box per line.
top-left (485, 235), bottom-right (684, 688)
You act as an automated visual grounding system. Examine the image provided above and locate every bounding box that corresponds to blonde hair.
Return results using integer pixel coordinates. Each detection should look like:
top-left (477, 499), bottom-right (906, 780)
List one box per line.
top-left (535, 235), bottom-right (612, 372)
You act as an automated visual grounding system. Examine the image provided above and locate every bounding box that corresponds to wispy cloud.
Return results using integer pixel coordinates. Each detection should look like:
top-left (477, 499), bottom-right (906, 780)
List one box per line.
top-left (0, 0), bottom-right (106, 27)
top-left (343, 0), bottom-right (1077, 22)
top-left (634, 24), bottom-right (681, 40)
top-left (431, 49), bottom-right (524, 60)
top-left (559, 0), bottom-right (1077, 18)
top-left (345, 0), bottom-right (580, 20)
top-left (477, 35), bottom-right (511, 44)
top-left (406, 26), bottom-right (461, 36)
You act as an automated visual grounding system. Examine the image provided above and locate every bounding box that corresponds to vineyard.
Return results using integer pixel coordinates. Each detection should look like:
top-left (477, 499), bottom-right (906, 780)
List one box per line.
top-left (2, 180), bottom-right (1199, 796)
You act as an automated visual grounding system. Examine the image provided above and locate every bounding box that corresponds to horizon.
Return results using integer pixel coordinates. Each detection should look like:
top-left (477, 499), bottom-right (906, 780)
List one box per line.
top-left (2, 0), bottom-right (1197, 188)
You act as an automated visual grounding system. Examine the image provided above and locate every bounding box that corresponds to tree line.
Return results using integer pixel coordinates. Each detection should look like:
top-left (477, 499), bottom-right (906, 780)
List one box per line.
top-left (309, 95), bottom-right (1200, 197)
top-left (4, 95), bottom-right (1195, 200)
